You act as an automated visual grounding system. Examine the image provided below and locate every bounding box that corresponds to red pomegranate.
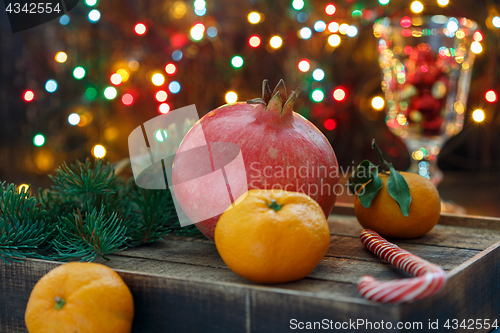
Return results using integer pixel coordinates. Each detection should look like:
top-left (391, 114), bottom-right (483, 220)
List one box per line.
top-left (172, 80), bottom-right (339, 241)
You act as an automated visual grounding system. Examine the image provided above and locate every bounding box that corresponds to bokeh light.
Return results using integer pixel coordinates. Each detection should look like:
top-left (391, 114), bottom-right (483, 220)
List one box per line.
top-left (85, 0), bottom-right (97, 6)
top-left (328, 34), bottom-right (341, 47)
top-left (410, 1), bottom-right (424, 14)
top-left (172, 50), bottom-right (183, 61)
top-left (152, 73), bottom-right (165, 86)
top-left (207, 26), bottom-right (218, 37)
top-left (117, 69), bottom-right (129, 82)
top-left (292, 0), bottom-right (304, 11)
top-left (325, 4), bottom-right (336, 15)
top-left (231, 56), bottom-right (244, 68)
top-left (122, 93), bottom-right (134, 105)
top-left (339, 23), bottom-right (349, 34)
top-left (88, 9), bottom-right (101, 23)
top-left (165, 63), bottom-right (177, 75)
top-left (371, 96), bottom-right (385, 110)
top-left (312, 69), bottom-right (325, 81)
top-left (110, 73), bottom-right (123, 85)
top-left (471, 41), bottom-right (483, 54)
top-left (437, 0), bottom-right (449, 6)
top-left (485, 90), bottom-right (497, 103)
top-left (169, 81), bottom-right (181, 93)
top-left (270, 36), bottom-right (283, 48)
top-left (298, 59), bottom-right (311, 72)
top-left (324, 119), bottom-right (337, 130)
top-left (249, 35), bottom-right (261, 48)
top-left (378, 0), bottom-right (390, 5)
top-left (248, 12), bottom-right (261, 24)
top-left (73, 66), bottom-right (86, 79)
top-left (23, 90), bottom-right (35, 102)
top-left (328, 21), bottom-right (339, 33)
top-left (473, 31), bottom-right (483, 42)
top-left (85, 87), bottom-right (97, 100)
top-left (492, 16), bottom-right (500, 28)
top-left (311, 89), bottom-right (324, 102)
top-left (55, 52), bottom-right (67, 63)
top-left (92, 145), bottom-right (106, 158)
top-left (314, 20), bottom-right (326, 32)
top-left (155, 129), bottom-right (168, 142)
top-left (333, 87), bottom-right (346, 101)
top-left (190, 24), bottom-right (205, 41)
top-left (45, 80), bottom-right (57, 93)
top-left (156, 90), bottom-right (168, 102)
top-left (128, 59), bottom-right (140, 70)
top-left (104, 86), bottom-right (117, 100)
top-left (59, 15), bottom-right (70, 25)
top-left (299, 27), bottom-right (312, 39)
top-left (134, 23), bottom-right (147, 35)
top-left (225, 91), bottom-right (237, 103)
top-left (346, 25), bottom-right (358, 37)
top-left (18, 184), bottom-right (30, 194)
top-left (158, 103), bottom-right (170, 114)
top-left (68, 113), bottom-right (80, 126)
top-left (33, 134), bottom-right (45, 147)
top-left (472, 109), bottom-right (485, 122)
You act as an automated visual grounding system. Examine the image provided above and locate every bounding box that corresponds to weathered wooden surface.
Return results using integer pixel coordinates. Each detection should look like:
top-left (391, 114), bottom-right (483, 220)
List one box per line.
top-left (1, 206), bottom-right (500, 333)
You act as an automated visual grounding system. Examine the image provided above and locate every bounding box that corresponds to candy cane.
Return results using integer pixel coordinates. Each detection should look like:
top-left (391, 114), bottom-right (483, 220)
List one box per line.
top-left (357, 229), bottom-right (447, 303)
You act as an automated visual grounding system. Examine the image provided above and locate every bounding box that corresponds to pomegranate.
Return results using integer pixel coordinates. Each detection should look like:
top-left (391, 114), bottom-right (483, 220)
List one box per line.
top-left (172, 80), bottom-right (339, 241)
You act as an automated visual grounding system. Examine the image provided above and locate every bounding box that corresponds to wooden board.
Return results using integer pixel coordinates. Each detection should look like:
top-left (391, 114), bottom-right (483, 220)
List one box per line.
top-left (1, 203), bottom-right (500, 333)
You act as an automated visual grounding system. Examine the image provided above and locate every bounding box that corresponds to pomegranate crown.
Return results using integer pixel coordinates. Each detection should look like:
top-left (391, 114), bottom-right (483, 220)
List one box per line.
top-left (247, 79), bottom-right (301, 116)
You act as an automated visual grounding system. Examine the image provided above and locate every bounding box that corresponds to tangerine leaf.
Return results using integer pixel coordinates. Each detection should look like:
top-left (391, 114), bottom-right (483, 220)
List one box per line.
top-left (387, 164), bottom-right (412, 217)
top-left (358, 171), bottom-right (382, 208)
top-left (348, 160), bottom-right (377, 194)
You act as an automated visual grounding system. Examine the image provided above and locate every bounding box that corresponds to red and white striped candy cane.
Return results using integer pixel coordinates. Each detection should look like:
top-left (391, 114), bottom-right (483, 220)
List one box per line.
top-left (357, 229), bottom-right (447, 303)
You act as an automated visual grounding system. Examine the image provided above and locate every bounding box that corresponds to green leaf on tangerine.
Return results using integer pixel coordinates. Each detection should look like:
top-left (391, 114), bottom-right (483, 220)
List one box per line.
top-left (358, 171), bottom-right (383, 208)
top-left (348, 160), bottom-right (377, 194)
top-left (387, 164), bottom-right (412, 217)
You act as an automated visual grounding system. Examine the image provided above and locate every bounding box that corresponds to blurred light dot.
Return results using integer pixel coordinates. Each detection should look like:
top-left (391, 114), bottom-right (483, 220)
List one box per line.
top-left (324, 119), bottom-right (337, 130)
top-left (194, 7), bottom-right (206, 16)
top-left (134, 23), bottom-right (147, 35)
top-left (190, 24), bottom-right (204, 41)
top-left (437, 0), bottom-right (449, 6)
top-left (128, 60), bottom-right (139, 71)
top-left (165, 63), bottom-right (177, 75)
top-left (104, 86), bottom-right (117, 100)
top-left (156, 90), bottom-right (168, 102)
top-left (401, 16), bottom-right (412, 28)
top-left (299, 27), bottom-right (312, 39)
top-left (92, 144), bottom-right (106, 158)
top-left (73, 66), bottom-right (85, 79)
top-left (471, 41), bottom-right (482, 54)
top-left (110, 73), bottom-right (123, 85)
top-left (33, 134), bottom-right (45, 147)
top-left (172, 50), bottom-right (183, 61)
top-left (194, 0), bottom-right (206, 10)
top-left (333, 87), bottom-right (346, 101)
top-left (328, 34), bottom-right (341, 46)
top-left (325, 4), bottom-right (336, 15)
top-left (59, 15), bottom-right (70, 25)
top-left (410, 1), bottom-right (423, 14)
top-left (155, 129), bottom-right (168, 142)
top-left (297, 12), bottom-right (308, 23)
top-left (248, 12), bottom-right (261, 24)
top-left (314, 20), bottom-right (326, 32)
top-left (346, 25), bottom-right (358, 37)
top-left (169, 81), bottom-right (181, 94)
top-left (55, 52), bottom-right (67, 63)
top-left (472, 109), bottom-right (485, 122)
top-left (85, 0), bottom-right (97, 6)
top-left (447, 20), bottom-right (458, 32)
top-left (122, 93), bottom-right (134, 105)
top-left (298, 59), bottom-right (310, 72)
top-left (485, 90), bottom-right (497, 103)
top-left (18, 184), bottom-right (30, 194)
top-left (158, 103), bottom-right (171, 114)
top-left (339, 23), bottom-right (349, 34)
top-left (328, 21), bottom-right (339, 33)
top-left (270, 36), bottom-right (283, 48)
top-left (207, 26), bottom-right (218, 37)
top-left (312, 69), bottom-right (325, 81)
top-left (473, 31), bottom-right (483, 42)
top-left (379, 0), bottom-right (390, 4)
top-left (493, 16), bottom-right (500, 28)
top-left (371, 96), bottom-right (385, 110)
top-left (45, 80), bottom-right (57, 93)
top-left (249, 35), bottom-right (261, 47)
top-left (225, 91), bottom-right (238, 103)
top-left (85, 87), bottom-right (97, 100)
top-left (311, 89), bottom-right (324, 102)
top-left (88, 9), bottom-right (100, 23)
top-left (117, 69), bottom-right (129, 82)
top-left (68, 113), bottom-right (80, 125)
top-left (352, 10), bottom-right (362, 18)
top-left (231, 56), bottom-right (244, 68)
top-left (292, 0), bottom-right (304, 10)
top-left (152, 73), bottom-right (165, 86)
top-left (23, 90), bottom-right (35, 102)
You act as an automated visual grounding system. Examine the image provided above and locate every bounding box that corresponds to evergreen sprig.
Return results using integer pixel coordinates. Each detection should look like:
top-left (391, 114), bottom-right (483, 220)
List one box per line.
top-left (0, 158), bottom-right (203, 264)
